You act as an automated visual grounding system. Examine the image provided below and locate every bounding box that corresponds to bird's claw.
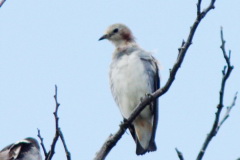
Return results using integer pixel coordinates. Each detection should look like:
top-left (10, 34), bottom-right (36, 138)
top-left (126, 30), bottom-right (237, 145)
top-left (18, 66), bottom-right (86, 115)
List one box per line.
top-left (120, 119), bottom-right (129, 128)
top-left (140, 93), bottom-right (153, 102)
top-left (145, 93), bottom-right (153, 98)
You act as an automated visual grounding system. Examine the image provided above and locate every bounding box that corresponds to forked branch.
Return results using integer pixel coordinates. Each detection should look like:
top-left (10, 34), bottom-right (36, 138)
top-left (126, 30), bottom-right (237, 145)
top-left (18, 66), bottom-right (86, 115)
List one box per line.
top-left (196, 27), bottom-right (236, 160)
top-left (38, 85), bottom-right (71, 160)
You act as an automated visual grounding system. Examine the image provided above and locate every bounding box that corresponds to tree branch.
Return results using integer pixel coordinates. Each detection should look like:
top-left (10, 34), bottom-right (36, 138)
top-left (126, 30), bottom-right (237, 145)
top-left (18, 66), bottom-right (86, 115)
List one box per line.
top-left (0, 0), bottom-right (6, 8)
top-left (59, 128), bottom-right (72, 160)
top-left (197, 0), bottom-right (202, 16)
top-left (216, 92), bottom-right (238, 132)
top-left (46, 85), bottom-right (61, 160)
top-left (94, 1), bottom-right (217, 159)
top-left (196, 27), bottom-right (235, 160)
top-left (37, 129), bottom-right (48, 157)
top-left (37, 85), bottom-right (71, 160)
top-left (175, 148), bottom-right (185, 160)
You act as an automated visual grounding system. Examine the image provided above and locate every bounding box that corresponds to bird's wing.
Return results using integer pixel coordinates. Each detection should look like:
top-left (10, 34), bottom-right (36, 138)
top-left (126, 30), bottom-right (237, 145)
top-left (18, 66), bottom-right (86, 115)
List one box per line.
top-left (0, 142), bottom-right (22, 160)
top-left (139, 54), bottom-right (160, 93)
top-left (0, 143), bottom-right (13, 160)
top-left (0, 143), bottom-right (13, 152)
top-left (140, 53), bottom-right (160, 150)
top-left (9, 145), bottom-right (22, 159)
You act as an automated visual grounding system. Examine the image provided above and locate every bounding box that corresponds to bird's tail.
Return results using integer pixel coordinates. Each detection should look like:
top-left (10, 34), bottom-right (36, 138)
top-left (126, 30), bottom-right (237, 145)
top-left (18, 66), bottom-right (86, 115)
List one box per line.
top-left (129, 117), bottom-right (157, 155)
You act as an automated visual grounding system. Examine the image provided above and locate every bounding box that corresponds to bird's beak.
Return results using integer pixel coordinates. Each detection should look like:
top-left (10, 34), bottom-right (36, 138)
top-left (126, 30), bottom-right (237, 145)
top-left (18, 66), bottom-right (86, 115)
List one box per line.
top-left (98, 34), bottom-right (108, 41)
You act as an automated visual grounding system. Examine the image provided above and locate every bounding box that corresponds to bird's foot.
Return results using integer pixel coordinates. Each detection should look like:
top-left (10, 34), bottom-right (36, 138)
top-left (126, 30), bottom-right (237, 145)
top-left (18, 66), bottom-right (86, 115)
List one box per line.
top-left (145, 93), bottom-right (153, 98)
top-left (120, 119), bottom-right (129, 128)
top-left (140, 93), bottom-right (153, 102)
top-left (140, 97), bottom-right (144, 102)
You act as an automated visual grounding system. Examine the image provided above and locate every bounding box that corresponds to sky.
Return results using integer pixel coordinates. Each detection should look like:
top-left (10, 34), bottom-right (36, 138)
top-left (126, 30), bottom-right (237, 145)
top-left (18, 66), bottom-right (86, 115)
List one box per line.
top-left (0, 0), bottom-right (240, 160)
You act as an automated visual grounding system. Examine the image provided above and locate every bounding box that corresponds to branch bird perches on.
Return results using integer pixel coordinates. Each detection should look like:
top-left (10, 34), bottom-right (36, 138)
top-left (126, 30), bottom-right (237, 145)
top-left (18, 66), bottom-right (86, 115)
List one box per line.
top-left (94, 0), bottom-right (217, 159)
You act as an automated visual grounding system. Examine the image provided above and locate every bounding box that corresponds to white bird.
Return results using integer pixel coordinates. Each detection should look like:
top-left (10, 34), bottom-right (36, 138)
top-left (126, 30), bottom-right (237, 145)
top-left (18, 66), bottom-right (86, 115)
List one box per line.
top-left (99, 23), bottom-right (160, 155)
top-left (0, 137), bottom-right (42, 160)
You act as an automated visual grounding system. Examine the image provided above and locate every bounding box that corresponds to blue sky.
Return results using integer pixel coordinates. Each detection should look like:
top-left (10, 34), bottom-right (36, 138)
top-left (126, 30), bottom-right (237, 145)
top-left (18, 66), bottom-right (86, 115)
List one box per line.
top-left (0, 0), bottom-right (239, 160)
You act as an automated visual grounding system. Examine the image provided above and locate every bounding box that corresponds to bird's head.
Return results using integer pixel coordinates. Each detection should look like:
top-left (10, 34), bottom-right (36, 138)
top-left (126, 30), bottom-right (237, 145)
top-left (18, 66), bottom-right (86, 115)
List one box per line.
top-left (99, 23), bottom-right (135, 47)
top-left (24, 137), bottom-right (41, 149)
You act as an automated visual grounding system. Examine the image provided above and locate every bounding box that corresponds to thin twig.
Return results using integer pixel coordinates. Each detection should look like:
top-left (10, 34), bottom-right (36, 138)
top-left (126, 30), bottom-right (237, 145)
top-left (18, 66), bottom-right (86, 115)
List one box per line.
top-left (196, 27), bottom-right (235, 160)
top-left (0, 0), bottom-right (6, 8)
top-left (37, 129), bottom-right (48, 157)
top-left (94, 1), bottom-right (217, 159)
top-left (46, 85), bottom-right (61, 160)
top-left (220, 26), bottom-right (231, 68)
top-left (197, 0), bottom-right (202, 16)
top-left (37, 85), bottom-right (71, 160)
top-left (216, 92), bottom-right (238, 132)
top-left (175, 148), bottom-right (184, 160)
top-left (59, 128), bottom-right (71, 160)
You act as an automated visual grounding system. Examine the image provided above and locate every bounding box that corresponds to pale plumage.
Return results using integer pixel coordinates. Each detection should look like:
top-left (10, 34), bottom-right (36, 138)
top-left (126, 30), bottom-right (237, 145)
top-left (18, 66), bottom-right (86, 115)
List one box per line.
top-left (99, 23), bottom-right (160, 155)
top-left (0, 137), bottom-right (42, 160)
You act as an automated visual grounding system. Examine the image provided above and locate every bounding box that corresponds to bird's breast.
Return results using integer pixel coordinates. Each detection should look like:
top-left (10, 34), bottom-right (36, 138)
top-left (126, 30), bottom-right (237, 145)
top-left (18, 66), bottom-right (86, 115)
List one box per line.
top-left (110, 53), bottom-right (151, 118)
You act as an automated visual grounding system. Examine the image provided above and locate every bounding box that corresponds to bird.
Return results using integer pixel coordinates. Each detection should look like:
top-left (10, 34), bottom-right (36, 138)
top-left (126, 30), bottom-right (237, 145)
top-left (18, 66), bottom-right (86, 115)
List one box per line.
top-left (99, 23), bottom-right (160, 155)
top-left (0, 137), bottom-right (42, 160)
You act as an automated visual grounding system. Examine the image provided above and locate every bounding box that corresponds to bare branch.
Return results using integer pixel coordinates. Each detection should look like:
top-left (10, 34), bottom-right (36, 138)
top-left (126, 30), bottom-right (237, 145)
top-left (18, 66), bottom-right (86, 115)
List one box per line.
top-left (37, 129), bottom-right (48, 157)
top-left (175, 148), bottom-right (185, 160)
top-left (47, 85), bottom-right (61, 160)
top-left (196, 27), bottom-right (235, 160)
top-left (197, 0), bottom-right (202, 15)
top-left (202, 0), bottom-right (216, 16)
top-left (0, 0), bottom-right (6, 8)
top-left (59, 128), bottom-right (71, 160)
top-left (94, 1), bottom-right (217, 159)
top-left (220, 26), bottom-right (231, 68)
top-left (216, 92), bottom-right (238, 132)
top-left (37, 85), bottom-right (71, 160)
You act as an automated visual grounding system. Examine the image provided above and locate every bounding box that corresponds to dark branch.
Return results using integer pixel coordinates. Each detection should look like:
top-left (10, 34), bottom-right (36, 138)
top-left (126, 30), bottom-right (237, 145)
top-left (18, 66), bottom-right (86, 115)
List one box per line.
top-left (196, 27), bottom-right (235, 160)
top-left (94, 1), bottom-right (217, 159)
top-left (175, 148), bottom-right (184, 160)
top-left (197, 0), bottom-right (202, 16)
top-left (220, 26), bottom-right (231, 68)
top-left (37, 85), bottom-right (71, 160)
top-left (37, 129), bottom-right (48, 157)
top-left (46, 85), bottom-right (61, 160)
top-left (59, 128), bottom-right (71, 160)
top-left (0, 0), bottom-right (6, 8)
top-left (216, 92), bottom-right (238, 132)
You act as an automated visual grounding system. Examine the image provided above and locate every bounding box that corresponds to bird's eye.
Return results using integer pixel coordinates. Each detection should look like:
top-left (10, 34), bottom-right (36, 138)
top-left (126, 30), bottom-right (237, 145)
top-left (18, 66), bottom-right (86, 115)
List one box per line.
top-left (113, 28), bottom-right (119, 33)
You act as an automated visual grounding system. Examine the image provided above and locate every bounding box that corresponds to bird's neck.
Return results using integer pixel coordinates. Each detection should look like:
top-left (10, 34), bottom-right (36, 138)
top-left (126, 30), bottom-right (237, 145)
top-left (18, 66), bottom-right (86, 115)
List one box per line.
top-left (114, 40), bottom-right (137, 52)
top-left (112, 41), bottom-right (140, 60)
